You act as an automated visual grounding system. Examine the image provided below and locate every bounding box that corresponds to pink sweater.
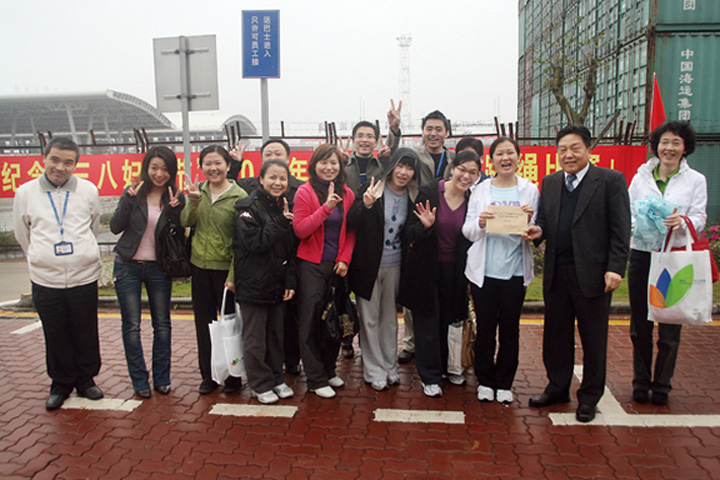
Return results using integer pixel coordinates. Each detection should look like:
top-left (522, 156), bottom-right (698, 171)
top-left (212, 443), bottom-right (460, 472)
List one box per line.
top-left (293, 182), bottom-right (356, 264)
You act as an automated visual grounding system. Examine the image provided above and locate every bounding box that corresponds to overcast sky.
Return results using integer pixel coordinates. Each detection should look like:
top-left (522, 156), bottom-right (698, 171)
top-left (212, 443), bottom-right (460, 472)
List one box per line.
top-left (0, 0), bottom-right (518, 135)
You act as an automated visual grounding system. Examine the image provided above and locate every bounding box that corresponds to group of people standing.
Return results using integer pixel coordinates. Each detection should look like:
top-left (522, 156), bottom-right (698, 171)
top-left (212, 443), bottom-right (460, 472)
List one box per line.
top-left (14, 109), bottom-right (707, 422)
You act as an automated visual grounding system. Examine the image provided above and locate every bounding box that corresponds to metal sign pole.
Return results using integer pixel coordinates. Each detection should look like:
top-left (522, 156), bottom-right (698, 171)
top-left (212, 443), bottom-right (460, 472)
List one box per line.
top-left (261, 78), bottom-right (269, 143)
top-left (178, 36), bottom-right (192, 176)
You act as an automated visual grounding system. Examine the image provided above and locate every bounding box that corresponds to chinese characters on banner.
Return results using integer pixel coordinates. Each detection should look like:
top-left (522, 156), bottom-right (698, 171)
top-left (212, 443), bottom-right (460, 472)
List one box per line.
top-left (0, 145), bottom-right (647, 198)
top-left (678, 47), bottom-right (694, 121)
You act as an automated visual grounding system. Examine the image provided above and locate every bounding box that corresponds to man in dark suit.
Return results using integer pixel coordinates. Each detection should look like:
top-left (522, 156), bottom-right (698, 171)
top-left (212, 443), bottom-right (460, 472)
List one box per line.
top-left (523, 125), bottom-right (630, 423)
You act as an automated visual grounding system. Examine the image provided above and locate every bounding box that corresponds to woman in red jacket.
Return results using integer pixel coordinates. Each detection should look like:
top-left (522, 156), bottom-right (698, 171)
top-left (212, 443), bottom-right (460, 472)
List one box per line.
top-left (293, 144), bottom-right (356, 399)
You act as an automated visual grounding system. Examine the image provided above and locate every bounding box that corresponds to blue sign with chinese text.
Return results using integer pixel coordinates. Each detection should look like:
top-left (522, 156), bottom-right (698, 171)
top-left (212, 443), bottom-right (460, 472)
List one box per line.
top-left (242, 10), bottom-right (280, 78)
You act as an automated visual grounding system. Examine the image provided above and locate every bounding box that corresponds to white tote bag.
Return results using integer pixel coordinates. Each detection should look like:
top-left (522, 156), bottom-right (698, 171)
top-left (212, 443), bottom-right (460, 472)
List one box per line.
top-left (209, 288), bottom-right (246, 384)
top-left (647, 227), bottom-right (713, 326)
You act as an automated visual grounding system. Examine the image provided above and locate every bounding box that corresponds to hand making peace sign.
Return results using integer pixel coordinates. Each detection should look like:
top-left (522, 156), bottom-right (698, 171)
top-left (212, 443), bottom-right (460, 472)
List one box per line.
top-left (185, 174), bottom-right (202, 199)
top-left (282, 197), bottom-right (294, 221)
top-left (387, 99), bottom-right (403, 133)
top-left (325, 181), bottom-right (343, 211)
top-left (377, 134), bottom-right (391, 159)
top-left (229, 142), bottom-right (247, 162)
top-left (363, 176), bottom-right (382, 207)
top-left (127, 181), bottom-right (144, 197)
top-left (168, 185), bottom-right (181, 207)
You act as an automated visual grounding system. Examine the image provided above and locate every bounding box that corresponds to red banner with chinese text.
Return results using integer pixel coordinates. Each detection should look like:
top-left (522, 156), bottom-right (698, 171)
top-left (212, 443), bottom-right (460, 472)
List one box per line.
top-left (0, 146), bottom-right (647, 198)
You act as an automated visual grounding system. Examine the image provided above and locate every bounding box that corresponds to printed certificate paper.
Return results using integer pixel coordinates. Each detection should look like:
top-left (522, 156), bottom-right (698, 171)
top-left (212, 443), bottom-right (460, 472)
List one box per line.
top-left (486, 205), bottom-right (527, 235)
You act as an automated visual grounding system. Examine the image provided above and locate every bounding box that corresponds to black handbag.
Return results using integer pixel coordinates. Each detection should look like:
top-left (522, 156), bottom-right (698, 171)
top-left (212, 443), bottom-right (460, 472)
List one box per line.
top-left (320, 280), bottom-right (341, 342)
top-left (319, 276), bottom-right (359, 342)
top-left (158, 220), bottom-right (192, 278)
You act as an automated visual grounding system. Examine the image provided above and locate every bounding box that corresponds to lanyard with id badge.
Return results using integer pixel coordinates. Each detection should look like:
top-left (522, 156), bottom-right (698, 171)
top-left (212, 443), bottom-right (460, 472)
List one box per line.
top-left (48, 191), bottom-right (74, 256)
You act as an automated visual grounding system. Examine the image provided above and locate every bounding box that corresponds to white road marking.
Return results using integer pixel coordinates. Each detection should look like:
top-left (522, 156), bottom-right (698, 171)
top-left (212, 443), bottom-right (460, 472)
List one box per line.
top-left (61, 397), bottom-right (142, 412)
top-left (548, 365), bottom-right (720, 427)
top-left (373, 408), bottom-right (465, 424)
top-left (11, 321), bottom-right (42, 334)
top-left (209, 403), bottom-right (298, 418)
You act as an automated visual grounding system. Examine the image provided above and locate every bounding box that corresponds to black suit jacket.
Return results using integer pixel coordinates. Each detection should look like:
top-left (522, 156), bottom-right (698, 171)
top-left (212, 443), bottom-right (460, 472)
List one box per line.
top-left (535, 164), bottom-right (631, 298)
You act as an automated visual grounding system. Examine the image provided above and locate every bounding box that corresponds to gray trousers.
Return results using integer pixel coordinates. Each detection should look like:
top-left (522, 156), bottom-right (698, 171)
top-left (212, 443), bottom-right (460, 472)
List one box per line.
top-left (402, 308), bottom-right (415, 353)
top-left (357, 266), bottom-right (401, 383)
top-left (239, 301), bottom-right (285, 393)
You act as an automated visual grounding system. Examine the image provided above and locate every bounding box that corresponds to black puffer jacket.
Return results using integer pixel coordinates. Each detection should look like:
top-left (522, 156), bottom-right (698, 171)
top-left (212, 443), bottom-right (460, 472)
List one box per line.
top-left (233, 189), bottom-right (298, 304)
top-left (110, 187), bottom-right (185, 263)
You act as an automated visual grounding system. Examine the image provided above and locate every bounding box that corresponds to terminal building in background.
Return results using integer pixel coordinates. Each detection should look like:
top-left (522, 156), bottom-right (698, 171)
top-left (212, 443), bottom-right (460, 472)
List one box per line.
top-left (517, 0), bottom-right (720, 220)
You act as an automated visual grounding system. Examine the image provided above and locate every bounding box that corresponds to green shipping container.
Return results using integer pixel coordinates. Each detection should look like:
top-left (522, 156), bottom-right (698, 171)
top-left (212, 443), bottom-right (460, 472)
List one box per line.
top-left (654, 32), bottom-right (720, 135)
top-left (656, 0), bottom-right (720, 28)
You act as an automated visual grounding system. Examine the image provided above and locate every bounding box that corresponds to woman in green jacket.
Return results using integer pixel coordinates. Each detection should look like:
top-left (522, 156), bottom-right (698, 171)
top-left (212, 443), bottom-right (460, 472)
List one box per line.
top-left (182, 145), bottom-right (247, 394)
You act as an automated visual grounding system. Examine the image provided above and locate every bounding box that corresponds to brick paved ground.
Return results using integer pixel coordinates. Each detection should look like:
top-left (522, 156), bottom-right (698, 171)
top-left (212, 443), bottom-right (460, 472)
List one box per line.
top-left (0, 309), bottom-right (718, 479)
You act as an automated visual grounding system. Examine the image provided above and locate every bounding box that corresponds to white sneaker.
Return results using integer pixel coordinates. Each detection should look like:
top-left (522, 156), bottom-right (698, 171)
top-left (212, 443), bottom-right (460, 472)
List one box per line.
top-left (496, 389), bottom-right (514, 404)
top-left (477, 385), bottom-right (494, 402)
top-left (448, 374), bottom-right (466, 386)
top-left (312, 386), bottom-right (336, 399)
top-left (422, 383), bottom-right (443, 398)
top-left (253, 390), bottom-right (279, 404)
top-left (370, 380), bottom-right (388, 391)
top-left (387, 374), bottom-right (401, 386)
top-left (328, 376), bottom-right (345, 388)
top-left (272, 383), bottom-right (294, 399)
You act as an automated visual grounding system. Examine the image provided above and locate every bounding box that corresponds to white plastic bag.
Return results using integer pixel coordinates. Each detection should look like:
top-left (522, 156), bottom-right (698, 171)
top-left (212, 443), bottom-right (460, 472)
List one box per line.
top-left (648, 227), bottom-right (713, 326)
top-left (209, 288), bottom-right (246, 384)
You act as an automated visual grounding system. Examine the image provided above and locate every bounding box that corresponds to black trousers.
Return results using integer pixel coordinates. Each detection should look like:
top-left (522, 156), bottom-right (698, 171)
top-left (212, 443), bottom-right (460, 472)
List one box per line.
top-left (32, 281), bottom-right (101, 396)
top-left (190, 265), bottom-right (236, 383)
top-left (628, 249), bottom-right (682, 394)
top-left (471, 276), bottom-right (525, 390)
top-left (543, 264), bottom-right (611, 407)
top-left (284, 299), bottom-right (301, 368)
top-left (296, 260), bottom-right (340, 390)
top-left (414, 261), bottom-right (457, 385)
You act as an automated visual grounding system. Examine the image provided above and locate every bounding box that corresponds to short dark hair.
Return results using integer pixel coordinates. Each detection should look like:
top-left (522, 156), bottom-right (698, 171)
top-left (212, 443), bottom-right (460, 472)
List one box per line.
top-left (489, 137), bottom-right (521, 157)
top-left (139, 146), bottom-right (178, 204)
top-left (649, 121), bottom-right (696, 157)
top-left (198, 145), bottom-right (231, 168)
top-left (421, 110), bottom-right (449, 130)
top-left (556, 125), bottom-right (592, 148)
top-left (260, 158), bottom-right (290, 178)
top-left (455, 137), bottom-right (484, 157)
top-left (44, 137), bottom-right (80, 162)
top-left (352, 121), bottom-right (379, 139)
top-left (451, 150), bottom-right (481, 170)
top-left (261, 138), bottom-right (291, 157)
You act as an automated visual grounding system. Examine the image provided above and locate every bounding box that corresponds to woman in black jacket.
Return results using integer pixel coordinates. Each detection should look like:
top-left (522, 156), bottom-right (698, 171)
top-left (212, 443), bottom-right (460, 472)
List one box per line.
top-left (233, 159), bottom-right (297, 404)
top-left (110, 146), bottom-right (184, 398)
top-left (398, 150), bottom-right (481, 397)
top-left (348, 148), bottom-right (419, 391)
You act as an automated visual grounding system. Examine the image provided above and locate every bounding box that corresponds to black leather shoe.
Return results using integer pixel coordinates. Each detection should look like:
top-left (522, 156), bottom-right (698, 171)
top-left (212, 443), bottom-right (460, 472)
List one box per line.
top-left (285, 364), bottom-right (301, 375)
top-left (45, 393), bottom-right (67, 411)
top-left (529, 392), bottom-right (571, 408)
top-left (633, 389), bottom-right (650, 403)
top-left (136, 389), bottom-right (151, 399)
top-left (341, 345), bottom-right (354, 359)
top-left (78, 385), bottom-right (104, 400)
top-left (154, 385), bottom-right (171, 395)
top-left (398, 350), bottom-right (414, 364)
top-left (576, 404), bottom-right (596, 423)
top-left (224, 376), bottom-right (242, 394)
top-left (199, 379), bottom-right (218, 395)
top-left (651, 391), bottom-right (668, 405)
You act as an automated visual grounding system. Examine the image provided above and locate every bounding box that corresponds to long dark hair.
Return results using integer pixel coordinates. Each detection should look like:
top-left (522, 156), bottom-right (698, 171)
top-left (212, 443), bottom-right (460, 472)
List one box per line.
top-left (307, 144), bottom-right (347, 205)
top-left (138, 146), bottom-right (178, 205)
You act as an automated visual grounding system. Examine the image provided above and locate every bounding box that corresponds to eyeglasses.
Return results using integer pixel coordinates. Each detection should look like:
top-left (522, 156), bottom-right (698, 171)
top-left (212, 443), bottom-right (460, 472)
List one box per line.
top-left (455, 165), bottom-right (479, 177)
top-left (354, 133), bottom-right (376, 140)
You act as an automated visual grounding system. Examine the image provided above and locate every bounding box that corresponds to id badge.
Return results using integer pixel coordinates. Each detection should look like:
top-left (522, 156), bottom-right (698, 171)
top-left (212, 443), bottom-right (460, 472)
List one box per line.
top-left (54, 241), bottom-right (74, 256)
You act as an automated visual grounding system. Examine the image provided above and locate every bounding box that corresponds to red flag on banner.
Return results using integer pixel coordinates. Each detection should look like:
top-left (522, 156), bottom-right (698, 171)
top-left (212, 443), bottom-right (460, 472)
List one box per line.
top-left (650, 73), bottom-right (666, 132)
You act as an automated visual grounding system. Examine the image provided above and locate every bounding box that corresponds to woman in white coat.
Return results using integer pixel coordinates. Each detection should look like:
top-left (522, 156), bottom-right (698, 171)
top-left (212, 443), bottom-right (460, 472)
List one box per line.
top-left (462, 137), bottom-right (539, 404)
top-left (628, 121), bottom-right (707, 406)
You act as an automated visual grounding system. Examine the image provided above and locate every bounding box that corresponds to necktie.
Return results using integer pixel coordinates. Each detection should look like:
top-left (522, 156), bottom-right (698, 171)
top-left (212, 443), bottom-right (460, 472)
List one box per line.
top-left (566, 174), bottom-right (577, 192)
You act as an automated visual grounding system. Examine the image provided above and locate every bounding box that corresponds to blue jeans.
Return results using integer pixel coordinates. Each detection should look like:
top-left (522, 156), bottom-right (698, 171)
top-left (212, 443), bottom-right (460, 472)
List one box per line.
top-left (114, 257), bottom-right (172, 391)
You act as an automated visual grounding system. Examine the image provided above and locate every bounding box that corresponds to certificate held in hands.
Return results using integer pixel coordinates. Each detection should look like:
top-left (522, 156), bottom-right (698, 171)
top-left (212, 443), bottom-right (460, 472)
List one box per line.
top-left (486, 205), bottom-right (527, 235)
